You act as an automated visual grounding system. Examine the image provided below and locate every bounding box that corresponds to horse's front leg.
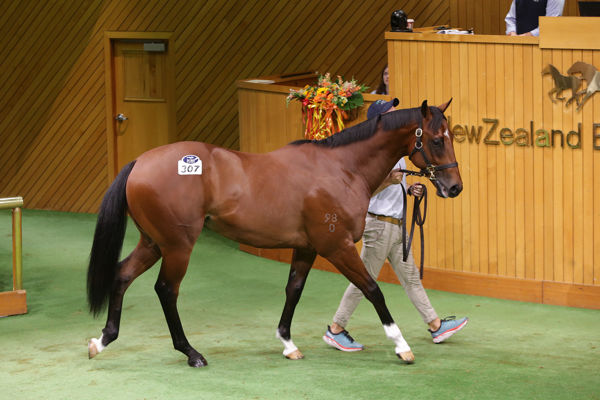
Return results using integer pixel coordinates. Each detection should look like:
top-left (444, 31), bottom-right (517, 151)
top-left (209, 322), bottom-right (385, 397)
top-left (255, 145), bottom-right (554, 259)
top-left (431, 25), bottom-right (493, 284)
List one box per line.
top-left (577, 91), bottom-right (594, 111)
top-left (276, 248), bottom-right (317, 360)
top-left (325, 242), bottom-right (414, 364)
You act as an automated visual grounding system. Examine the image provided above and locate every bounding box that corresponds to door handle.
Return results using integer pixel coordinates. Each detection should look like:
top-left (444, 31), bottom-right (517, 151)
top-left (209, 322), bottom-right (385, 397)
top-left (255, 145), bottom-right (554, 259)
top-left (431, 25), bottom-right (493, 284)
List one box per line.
top-left (115, 113), bottom-right (128, 122)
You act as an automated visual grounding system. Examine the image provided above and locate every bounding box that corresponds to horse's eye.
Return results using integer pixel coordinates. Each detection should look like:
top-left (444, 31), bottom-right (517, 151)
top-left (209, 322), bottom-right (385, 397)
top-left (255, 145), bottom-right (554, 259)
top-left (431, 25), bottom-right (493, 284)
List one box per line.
top-left (432, 137), bottom-right (444, 147)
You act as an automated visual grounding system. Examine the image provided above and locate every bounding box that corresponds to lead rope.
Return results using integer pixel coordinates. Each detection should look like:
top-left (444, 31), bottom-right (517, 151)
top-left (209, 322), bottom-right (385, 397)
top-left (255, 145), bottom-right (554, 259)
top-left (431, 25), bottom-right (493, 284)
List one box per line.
top-left (401, 183), bottom-right (428, 279)
top-left (397, 119), bottom-right (455, 279)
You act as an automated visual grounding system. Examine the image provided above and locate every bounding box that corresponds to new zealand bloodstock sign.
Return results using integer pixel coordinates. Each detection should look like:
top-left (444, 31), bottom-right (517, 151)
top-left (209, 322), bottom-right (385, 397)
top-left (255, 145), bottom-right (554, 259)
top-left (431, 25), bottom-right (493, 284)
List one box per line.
top-left (449, 62), bottom-right (600, 151)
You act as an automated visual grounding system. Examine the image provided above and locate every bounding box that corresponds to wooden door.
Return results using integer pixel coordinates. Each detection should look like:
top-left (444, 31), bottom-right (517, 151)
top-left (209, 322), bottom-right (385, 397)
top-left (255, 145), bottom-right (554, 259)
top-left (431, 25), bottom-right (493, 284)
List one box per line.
top-left (111, 40), bottom-right (175, 174)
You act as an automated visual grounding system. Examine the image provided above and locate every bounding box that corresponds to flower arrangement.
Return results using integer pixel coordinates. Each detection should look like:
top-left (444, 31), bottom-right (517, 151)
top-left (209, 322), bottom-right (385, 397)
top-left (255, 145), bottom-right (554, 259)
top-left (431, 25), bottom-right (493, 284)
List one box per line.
top-left (286, 73), bottom-right (368, 140)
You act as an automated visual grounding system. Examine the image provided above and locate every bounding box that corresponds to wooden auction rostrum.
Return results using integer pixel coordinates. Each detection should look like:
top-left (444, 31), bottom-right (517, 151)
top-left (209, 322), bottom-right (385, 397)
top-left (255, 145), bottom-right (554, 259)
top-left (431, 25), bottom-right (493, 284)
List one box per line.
top-left (0, 197), bottom-right (27, 317)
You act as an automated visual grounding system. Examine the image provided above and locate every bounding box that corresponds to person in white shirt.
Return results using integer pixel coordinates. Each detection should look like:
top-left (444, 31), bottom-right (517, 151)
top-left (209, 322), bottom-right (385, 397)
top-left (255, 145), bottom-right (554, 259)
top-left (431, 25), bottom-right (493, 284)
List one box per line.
top-left (505, 0), bottom-right (565, 37)
top-left (323, 99), bottom-right (468, 352)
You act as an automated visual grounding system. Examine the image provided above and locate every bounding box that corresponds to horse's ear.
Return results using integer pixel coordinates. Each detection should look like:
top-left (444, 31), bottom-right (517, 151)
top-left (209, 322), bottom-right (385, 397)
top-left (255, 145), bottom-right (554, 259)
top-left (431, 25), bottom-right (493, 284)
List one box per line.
top-left (438, 98), bottom-right (452, 113)
top-left (420, 100), bottom-right (431, 119)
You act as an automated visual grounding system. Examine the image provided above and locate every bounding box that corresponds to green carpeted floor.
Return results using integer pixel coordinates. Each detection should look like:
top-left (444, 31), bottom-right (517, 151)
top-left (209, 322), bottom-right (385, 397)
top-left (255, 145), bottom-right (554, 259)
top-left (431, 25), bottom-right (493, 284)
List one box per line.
top-left (1, 209), bottom-right (599, 400)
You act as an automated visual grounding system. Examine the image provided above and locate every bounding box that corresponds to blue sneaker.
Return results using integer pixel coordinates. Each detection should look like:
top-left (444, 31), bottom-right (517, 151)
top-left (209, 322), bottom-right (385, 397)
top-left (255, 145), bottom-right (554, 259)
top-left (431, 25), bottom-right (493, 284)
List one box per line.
top-left (323, 326), bottom-right (364, 352)
top-left (430, 316), bottom-right (468, 343)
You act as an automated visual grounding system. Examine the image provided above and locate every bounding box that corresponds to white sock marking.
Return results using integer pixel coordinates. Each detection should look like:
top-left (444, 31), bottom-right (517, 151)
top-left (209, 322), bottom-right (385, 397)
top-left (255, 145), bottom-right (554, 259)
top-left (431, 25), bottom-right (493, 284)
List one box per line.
top-left (276, 330), bottom-right (298, 356)
top-left (383, 323), bottom-right (411, 354)
top-left (90, 334), bottom-right (105, 354)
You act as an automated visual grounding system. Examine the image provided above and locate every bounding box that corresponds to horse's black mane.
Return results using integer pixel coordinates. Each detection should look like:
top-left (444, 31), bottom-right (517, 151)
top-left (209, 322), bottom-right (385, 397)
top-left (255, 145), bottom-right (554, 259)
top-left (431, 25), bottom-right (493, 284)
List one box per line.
top-left (288, 117), bottom-right (380, 147)
top-left (289, 106), bottom-right (446, 148)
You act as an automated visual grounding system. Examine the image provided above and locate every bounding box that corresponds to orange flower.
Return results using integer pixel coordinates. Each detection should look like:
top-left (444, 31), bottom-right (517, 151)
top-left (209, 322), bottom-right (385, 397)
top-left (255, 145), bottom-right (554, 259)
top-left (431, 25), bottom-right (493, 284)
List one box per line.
top-left (286, 73), bottom-right (367, 140)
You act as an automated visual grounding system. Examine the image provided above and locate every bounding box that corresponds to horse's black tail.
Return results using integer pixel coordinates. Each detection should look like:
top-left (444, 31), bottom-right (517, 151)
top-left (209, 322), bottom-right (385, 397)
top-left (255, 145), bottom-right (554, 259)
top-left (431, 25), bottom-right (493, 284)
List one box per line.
top-left (87, 161), bottom-right (136, 317)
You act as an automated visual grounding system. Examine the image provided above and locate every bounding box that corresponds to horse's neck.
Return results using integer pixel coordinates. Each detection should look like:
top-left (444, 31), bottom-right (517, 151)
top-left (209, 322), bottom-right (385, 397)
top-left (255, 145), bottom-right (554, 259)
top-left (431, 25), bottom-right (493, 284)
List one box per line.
top-left (574, 64), bottom-right (594, 82)
top-left (581, 67), bottom-right (595, 83)
top-left (342, 125), bottom-right (415, 194)
top-left (571, 64), bottom-right (596, 83)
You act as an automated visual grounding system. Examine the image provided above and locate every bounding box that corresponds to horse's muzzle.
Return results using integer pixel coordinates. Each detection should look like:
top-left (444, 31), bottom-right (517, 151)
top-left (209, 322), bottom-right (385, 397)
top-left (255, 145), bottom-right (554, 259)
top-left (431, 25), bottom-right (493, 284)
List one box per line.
top-left (448, 184), bottom-right (462, 198)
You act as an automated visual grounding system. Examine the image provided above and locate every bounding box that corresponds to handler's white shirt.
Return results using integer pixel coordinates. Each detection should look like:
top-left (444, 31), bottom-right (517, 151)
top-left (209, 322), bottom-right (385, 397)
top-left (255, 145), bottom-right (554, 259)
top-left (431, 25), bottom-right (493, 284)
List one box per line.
top-left (367, 158), bottom-right (407, 220)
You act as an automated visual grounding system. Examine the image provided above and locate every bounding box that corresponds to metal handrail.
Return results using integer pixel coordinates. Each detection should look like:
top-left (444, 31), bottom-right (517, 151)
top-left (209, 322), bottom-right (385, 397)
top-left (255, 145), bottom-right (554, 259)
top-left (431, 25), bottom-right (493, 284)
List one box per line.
top-left (1, 196), bottom-right (23, 291)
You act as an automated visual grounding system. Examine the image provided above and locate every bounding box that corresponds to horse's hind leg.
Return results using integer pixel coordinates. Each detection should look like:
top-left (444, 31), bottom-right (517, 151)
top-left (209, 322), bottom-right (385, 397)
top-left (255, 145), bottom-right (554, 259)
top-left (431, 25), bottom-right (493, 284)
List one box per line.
top-left (325, 244), bottom-right (414, 363)
top-left (154, 246), bottom-right (207, 367)
top-left (89, 236), bottom-right (161, 358)
top-left (276, 248), bottom-right (317, 360)
top-left (567, 82), bottom-right (582, 107)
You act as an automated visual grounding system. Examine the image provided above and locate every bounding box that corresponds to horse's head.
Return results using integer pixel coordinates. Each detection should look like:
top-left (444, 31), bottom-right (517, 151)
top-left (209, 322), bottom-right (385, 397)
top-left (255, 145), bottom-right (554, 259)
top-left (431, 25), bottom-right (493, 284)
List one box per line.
top-left (409, 99), bottom-right (462, 198)
top-left (542, 64), bottom-right (551, 76)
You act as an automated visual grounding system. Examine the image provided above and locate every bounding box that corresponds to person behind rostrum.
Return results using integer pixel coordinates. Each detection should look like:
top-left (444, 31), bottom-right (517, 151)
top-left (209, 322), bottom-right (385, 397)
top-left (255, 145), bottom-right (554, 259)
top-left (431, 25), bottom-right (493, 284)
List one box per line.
top-left (323, 99), bottom-right (468, 352)
top-left (505, 0), bottom-right (565, 37)
top-left (371, 65), bottom-right (389, 95)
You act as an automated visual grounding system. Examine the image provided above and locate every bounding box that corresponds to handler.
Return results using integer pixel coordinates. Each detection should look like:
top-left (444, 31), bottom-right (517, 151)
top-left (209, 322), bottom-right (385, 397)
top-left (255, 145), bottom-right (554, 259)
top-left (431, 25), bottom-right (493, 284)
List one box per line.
top-left (323, 99), bottom-right (469, 351)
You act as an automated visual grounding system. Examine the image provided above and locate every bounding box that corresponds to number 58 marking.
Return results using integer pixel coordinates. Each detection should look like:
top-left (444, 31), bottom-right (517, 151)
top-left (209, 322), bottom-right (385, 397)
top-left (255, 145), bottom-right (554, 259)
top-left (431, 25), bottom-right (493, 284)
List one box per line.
top-left (324, 213), bottom-right (337, 232)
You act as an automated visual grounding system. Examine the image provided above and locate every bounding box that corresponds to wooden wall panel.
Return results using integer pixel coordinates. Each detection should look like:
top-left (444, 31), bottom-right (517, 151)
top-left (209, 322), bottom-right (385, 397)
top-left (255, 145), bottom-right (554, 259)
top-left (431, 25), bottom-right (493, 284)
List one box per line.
top-left (0, 0), bottom-right (449, 213)
top-left (386, 30), bottom-right (600, 294)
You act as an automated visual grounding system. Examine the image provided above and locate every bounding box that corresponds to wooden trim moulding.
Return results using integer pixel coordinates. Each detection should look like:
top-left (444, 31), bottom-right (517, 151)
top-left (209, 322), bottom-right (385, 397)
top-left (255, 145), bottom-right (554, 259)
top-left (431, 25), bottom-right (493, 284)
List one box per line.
top-left (385, 31), bottom-right (538, 45)
top-left (237, 76), bottom-right (392, 102)
top-left (542, 281), bottom-right (600, 309)
top-left (238, 246), bottom-right (600, 310)
top-left (0, 290), bottom-right (27, 317)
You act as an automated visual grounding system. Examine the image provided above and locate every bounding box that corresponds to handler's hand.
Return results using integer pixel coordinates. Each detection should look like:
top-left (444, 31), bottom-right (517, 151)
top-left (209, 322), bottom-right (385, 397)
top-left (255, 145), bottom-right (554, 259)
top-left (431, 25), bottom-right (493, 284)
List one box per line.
top-left (388, 169), bottom-right (404, 185)
top-left (409, 183), bottom-right (424, 197)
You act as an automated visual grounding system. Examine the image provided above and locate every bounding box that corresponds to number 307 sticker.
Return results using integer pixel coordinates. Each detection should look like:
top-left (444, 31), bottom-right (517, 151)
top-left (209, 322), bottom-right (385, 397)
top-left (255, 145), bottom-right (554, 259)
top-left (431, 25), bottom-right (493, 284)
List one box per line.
top-left (178, 155), bottom-right (202, 175)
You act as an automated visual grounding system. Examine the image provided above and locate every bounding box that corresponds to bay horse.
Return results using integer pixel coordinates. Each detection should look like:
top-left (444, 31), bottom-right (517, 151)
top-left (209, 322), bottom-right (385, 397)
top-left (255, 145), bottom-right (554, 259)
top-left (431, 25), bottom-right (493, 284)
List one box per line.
top-left (87, 99), bottom-right (462, 367)
top-left (542, 64), bottom-right (581, 107)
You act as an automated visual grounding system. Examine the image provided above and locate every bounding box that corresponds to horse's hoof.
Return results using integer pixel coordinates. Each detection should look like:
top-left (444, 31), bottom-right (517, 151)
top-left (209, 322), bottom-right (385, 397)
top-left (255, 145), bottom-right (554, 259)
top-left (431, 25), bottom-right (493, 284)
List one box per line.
top-left (285, 349), bottom-right (304, 360)
top-left (88, 340), bottom-right (99, 359)
top-left (397, 351), bottom-right (415, 364)
top-left (188, 355), bottom-right (208, 368)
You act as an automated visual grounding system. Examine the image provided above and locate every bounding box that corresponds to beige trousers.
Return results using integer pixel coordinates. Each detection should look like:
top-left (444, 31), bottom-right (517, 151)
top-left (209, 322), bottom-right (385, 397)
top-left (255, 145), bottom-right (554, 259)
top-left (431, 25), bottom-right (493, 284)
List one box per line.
top-left (333, 215), bottom-right (438, 328)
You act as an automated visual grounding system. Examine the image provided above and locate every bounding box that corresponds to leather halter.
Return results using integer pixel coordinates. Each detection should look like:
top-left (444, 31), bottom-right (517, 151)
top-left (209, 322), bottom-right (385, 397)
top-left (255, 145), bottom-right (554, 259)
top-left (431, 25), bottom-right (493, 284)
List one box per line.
top-left (405, 123), bottom-right (458, 182)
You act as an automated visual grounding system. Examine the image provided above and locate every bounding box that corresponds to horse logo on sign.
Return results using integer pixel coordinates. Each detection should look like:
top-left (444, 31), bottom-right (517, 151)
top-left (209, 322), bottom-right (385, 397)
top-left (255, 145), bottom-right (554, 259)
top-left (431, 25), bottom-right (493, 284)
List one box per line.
top-left (567, 62), bottom-right (600, 111)
top-left (543, 62), bottom-right (600, 111)
top-left (542, 64), bottom-right (581, 107)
